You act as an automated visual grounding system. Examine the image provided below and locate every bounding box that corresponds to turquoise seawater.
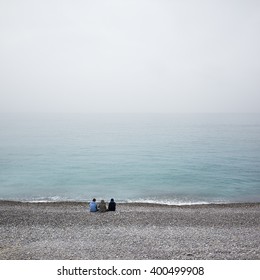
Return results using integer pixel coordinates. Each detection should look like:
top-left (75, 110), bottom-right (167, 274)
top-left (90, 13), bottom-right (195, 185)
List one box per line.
top-left (0, 113), bottom-right (259, 204)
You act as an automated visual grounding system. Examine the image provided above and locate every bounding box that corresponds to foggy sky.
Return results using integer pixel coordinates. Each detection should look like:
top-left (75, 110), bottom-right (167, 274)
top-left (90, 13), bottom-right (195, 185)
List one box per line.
top-left (1, 0), bottom-right (260, 113)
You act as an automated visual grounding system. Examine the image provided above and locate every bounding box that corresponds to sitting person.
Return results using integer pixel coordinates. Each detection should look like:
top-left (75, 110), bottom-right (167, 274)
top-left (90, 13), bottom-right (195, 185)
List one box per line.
top-left (89, 198), bottom-right (98, 212)
top-left (108, 198), bottom-right (116, 211)
top-left (98, 199), bottom-right (107, 212)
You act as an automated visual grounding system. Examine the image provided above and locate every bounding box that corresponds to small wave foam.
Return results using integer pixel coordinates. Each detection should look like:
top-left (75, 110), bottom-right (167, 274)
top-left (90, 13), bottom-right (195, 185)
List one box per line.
top-left (24, 196), bottom-right (80, 203)
top-left (124, 198), bottom-right (217, 206)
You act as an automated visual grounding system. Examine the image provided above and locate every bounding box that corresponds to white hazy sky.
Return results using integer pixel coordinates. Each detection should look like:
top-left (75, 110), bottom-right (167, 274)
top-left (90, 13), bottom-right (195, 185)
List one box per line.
top-left (0, 0), bottom-right (260, 113)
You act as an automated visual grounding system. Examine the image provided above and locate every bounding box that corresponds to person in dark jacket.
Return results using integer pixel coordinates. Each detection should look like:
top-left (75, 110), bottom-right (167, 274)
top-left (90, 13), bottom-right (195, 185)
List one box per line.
top-left (108, 198), bottom-right (116, 211)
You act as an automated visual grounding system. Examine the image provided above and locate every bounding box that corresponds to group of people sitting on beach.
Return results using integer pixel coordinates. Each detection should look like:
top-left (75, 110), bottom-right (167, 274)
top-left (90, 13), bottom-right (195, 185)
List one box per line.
top-left (89, 198), bottom-right (116, 212)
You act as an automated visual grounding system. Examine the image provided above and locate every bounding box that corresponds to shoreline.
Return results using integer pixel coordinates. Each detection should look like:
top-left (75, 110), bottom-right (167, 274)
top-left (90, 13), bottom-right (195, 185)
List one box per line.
top-left (1, 199), bottom-right (259, 207)
top-left (0, 201), bottom-right (259, 260)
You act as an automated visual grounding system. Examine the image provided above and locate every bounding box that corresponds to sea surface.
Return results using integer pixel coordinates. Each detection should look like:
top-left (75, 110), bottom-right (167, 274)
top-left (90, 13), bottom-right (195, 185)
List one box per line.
top-left (0, 113), bottom-right (259, 205)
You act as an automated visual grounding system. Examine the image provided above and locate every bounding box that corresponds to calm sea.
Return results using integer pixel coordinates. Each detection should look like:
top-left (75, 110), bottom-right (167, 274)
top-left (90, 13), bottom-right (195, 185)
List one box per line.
top-left (0, 113), bottom-right (259, 205)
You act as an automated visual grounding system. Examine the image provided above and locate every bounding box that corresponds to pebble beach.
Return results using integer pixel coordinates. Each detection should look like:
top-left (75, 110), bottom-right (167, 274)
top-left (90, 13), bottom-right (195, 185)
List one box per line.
top-left (0, 201), bottom-right (259, 260)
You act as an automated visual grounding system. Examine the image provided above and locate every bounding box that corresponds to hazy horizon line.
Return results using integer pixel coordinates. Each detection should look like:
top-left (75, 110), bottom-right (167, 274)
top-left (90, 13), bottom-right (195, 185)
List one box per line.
top-left (1, 112), bottom-right (260, 115)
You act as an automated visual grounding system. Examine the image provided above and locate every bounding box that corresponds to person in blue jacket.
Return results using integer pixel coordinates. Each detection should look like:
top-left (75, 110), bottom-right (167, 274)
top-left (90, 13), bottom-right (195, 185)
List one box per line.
top-left (89, 198), bottom-right (98, 212)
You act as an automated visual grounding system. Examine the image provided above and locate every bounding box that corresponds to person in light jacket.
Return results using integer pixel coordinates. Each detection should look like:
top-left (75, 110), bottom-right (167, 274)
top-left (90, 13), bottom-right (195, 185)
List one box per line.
top-left (89, 198), bottom-right (98, 212)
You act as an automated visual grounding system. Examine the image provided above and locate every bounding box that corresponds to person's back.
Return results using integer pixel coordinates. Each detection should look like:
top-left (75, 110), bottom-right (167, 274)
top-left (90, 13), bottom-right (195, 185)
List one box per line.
top-left (99, 200), bottom-right (107, 212)
top-left (108, 198), bottom-right (116, 211)
top-left (89, 198), bottom-right (98, 212)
